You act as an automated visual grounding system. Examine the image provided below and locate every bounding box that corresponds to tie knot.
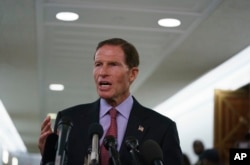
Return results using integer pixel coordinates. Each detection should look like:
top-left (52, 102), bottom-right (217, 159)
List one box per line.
top-left (109, 108), bottom-right (117, 118)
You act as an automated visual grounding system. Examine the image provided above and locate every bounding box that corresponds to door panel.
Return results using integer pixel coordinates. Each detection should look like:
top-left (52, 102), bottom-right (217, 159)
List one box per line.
top-left (214, 89), bottom-right (249, 165)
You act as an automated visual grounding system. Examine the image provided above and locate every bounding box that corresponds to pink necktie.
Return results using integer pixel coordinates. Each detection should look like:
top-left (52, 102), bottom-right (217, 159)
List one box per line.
top-left (100, 108), bottom-right (118, 165)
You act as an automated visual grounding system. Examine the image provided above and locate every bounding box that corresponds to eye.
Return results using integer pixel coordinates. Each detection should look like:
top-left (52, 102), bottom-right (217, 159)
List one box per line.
top-left (95, 62), bottom-right (102, 67)
top-left (109, 62), bottom-right (118, 66)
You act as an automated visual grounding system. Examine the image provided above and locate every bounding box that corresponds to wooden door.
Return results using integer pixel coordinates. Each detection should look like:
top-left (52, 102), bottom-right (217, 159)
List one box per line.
top-left (214, 88), bottom-right (250, 165)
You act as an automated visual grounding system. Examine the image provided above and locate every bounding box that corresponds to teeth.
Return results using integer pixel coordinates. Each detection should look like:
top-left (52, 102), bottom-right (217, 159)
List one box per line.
top-left (101, 85), bottom-right (110, 87)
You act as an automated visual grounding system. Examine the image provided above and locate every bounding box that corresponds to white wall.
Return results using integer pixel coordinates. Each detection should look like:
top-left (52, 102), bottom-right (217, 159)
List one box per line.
top-left (155, 45), bottom-right (250, 164)
top-left (175, 102), bottom-right (214, 164)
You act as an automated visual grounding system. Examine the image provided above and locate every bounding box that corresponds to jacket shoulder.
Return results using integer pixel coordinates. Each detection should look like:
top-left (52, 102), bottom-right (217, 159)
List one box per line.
top-left (133, 97), bottom-right (174, 124)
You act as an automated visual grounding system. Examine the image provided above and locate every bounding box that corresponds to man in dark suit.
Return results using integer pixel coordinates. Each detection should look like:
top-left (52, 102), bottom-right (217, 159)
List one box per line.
top-left (38, 38), bottom-right (183, 165)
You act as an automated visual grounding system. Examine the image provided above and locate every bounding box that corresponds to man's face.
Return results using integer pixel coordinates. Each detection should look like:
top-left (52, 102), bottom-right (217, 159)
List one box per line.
top-left (93, 45), bottom-right (138, 105)
top-left (193, 142), bottom-right (204, 155)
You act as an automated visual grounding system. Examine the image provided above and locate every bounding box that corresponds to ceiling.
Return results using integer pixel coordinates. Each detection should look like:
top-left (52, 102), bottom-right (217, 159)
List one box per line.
top-left (1, 0), bottom-right (250, 154)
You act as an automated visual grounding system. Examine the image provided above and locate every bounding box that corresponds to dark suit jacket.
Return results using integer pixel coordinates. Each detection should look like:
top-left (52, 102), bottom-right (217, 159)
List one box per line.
top-left (54, 97), bottom-right (183, 165)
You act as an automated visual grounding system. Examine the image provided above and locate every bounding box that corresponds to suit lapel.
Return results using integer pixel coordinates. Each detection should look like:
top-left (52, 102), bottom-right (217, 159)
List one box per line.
top-left (89, 99), bottom-right (100, 123)
top-left (78, 100), bottom-right (100, 155)
top-left (119, 98), bottom-right (150, 155)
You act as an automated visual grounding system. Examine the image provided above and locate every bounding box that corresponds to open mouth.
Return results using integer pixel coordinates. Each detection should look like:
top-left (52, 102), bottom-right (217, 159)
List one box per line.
top-left (99, 81), bottom-right (111, 88)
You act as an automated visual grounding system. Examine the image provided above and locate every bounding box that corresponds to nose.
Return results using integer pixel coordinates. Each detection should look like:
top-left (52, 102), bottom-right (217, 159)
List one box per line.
top-left (98, 65), bottom-right (108, 76)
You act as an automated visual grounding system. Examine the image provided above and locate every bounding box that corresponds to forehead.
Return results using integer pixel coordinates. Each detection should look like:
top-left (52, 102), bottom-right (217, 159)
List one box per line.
top-left (194, 142), bottom-right (203, 147)
top-left (95, 45), bottom-right (125, 60)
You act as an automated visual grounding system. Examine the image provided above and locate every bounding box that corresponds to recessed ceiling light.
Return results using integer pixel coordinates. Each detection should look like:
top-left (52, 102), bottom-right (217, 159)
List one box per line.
top-left (158, 18), bottom-right (181, 27)
top-left (49, 84), bottom-right (64, 91)
top-left (56, 12), bottom-right (79, 21)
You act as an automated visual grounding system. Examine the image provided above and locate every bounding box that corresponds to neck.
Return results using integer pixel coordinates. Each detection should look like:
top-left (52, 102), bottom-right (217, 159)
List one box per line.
top-left (105, 93), bottom-right (130, 107)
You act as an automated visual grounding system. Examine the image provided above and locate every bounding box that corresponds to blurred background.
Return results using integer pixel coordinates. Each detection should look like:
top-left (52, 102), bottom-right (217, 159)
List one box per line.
top-left (0, 0), bottom-right (249, 164)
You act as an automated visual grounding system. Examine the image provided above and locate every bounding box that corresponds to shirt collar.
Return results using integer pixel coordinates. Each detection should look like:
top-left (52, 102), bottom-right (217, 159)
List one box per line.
top-left (100, 95), bottom-right (133, 119)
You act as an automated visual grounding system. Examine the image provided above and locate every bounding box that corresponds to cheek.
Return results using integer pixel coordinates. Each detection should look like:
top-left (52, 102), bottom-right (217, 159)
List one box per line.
top-left (115, 76), bottom-right (124, 85)
top-left (118, 74), bottom-right (131, 87)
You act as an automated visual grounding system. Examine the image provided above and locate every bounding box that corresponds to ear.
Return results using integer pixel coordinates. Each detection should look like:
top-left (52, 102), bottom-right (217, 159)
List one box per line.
top-left (129, 67), bottom-right (139, 84)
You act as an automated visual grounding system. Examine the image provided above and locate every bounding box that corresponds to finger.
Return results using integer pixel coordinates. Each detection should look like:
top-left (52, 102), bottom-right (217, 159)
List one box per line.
top-left (39, 129), bottom-right (52, 147)
top-left (41, 122), bottom-right (52, 135)
top-left (41, 116), bottom-right (51, 131)
top-left (39, 131), bottom-right (50, 142)
top-left (38, 131), bottom-right (51, 154)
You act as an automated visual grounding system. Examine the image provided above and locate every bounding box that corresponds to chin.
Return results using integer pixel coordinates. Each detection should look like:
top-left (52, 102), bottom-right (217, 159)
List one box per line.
top-left (98, 93), bottom-right (112, 99)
